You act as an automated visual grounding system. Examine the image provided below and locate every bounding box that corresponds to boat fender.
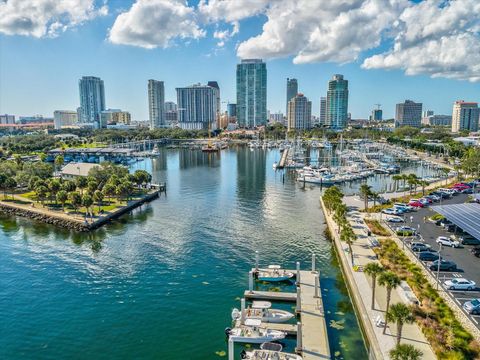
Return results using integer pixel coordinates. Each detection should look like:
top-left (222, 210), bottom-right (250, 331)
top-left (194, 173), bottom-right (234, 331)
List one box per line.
top-left (224, 327), bottom-right (232, 337)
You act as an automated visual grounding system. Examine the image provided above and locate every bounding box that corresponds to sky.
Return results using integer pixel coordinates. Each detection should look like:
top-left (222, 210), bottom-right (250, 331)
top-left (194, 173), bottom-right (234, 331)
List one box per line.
top-left (0, 0), bottom-right (479, 121)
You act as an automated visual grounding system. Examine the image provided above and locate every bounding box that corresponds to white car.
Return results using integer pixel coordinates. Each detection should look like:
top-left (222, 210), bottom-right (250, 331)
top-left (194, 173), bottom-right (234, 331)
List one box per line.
top-left (386, 216), bottom-right (404, 223)
top-left (444, 278), bottom-right (476, 291)
top-left (382, 208), bottom-right (398, 215)
top-left (436, 236), bottom-right (460, 248)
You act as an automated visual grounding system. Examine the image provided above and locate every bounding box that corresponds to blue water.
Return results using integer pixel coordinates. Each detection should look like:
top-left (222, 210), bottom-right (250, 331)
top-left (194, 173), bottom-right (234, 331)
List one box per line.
top-left (0, 148), bottom-right (367, 359)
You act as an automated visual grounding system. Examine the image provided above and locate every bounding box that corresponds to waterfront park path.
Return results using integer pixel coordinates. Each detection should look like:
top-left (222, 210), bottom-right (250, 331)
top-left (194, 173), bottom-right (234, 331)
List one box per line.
top-left (324, 203), bottom-right (436, 359)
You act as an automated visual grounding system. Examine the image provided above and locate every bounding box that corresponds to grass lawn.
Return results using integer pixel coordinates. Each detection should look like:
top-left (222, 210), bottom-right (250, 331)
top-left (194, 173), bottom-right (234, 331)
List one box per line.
top-left (364, 219), bottom-right (390, 236)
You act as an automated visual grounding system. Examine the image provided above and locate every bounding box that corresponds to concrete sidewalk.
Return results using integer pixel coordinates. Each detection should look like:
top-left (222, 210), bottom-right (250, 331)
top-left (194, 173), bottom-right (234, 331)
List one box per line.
top-left (327, 206), bottom-right (436, 359)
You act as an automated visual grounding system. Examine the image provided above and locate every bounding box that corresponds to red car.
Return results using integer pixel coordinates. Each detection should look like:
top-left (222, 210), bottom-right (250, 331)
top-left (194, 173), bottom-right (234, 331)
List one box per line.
top-left (451, 183), bottom-right (470, 189)
top-left (409, 200), bottom-right (424, 207)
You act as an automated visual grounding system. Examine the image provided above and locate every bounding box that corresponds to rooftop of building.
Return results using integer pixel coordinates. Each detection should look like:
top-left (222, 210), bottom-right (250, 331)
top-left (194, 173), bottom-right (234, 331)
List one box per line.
top-left (60, 162), bottom-right (100, 177)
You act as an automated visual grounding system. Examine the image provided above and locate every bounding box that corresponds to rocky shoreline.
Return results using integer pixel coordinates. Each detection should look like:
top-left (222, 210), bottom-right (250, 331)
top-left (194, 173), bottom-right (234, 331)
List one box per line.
top-left (0, 190), bottom-right (160, 232)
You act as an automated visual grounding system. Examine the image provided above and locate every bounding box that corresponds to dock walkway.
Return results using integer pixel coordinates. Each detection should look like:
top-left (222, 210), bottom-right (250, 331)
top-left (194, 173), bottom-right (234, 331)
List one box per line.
top-left (277, 148), bottom-right (289, 169)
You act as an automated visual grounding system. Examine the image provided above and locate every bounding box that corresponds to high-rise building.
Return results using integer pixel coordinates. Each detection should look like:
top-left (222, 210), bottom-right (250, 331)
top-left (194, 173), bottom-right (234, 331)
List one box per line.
top-left (236, 59), bottom-right (267, 128)
top-left (269, 112), bottom-right (284, 125)
top-left (176, 83), bottom-right (220, 130)
top-left (319, 97), bottom-right (326, 126)
top-left (286, 78), bottom-right (298, 114)
top-left (287, 93), bottom-right (312, 131)
top-left (423, 110), bottom-right (434, 118)
top-left (148, 80), bottom-right (165, 129)
top-left (79, 76), bottom-right (105, 128)
top-left (0, 114), bottom-right (15, 125)
top-left (326, 74), bottom-right (348, 130)
top-left (452, 101), bottom-right (479, 133)
top-left (164, 101), bottom-right (177, 112)
top-left (371, 109), bottom-right (383, 121)
top-left (395, 100), bottom-right (422, 128)
top-left (227, 103), bottom-right (237, 118)
top-left (53, 110), bottom-right (77, 129)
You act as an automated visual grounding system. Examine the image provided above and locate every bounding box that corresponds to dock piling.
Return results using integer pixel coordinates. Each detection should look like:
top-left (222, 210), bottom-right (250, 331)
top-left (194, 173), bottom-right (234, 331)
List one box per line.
top-left (255, 251), bottom-right (259, 270)
top-left (248, 270), bottom-right (253, 292)
top-left (314, 274), bottom-right (320, 298)
top-left (296, 262), bottom-right (301, 286)
top-left (296, 321), bottom-right (302, 353)
top-left (228, 337), bottom-right (234, 360)
top-left (296, 286), bottom-right (301, 313)
top-left (311, 253), bottom-right (316, 273)
top-left (240, 298), bottom-right (245, 325)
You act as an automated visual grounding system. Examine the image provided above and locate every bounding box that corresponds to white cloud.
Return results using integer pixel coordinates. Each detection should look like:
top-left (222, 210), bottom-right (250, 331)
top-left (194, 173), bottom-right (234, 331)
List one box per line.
top-left (108, 0), bottom-right (205, 49)
top-left (0, 0), bottom-right (107, 38)
top-left (236, 0), bottom-right (408, 63)
top-left (213, 21), bottom-right (239, 47)
top-left (198, 0), bottom-right (269, 22)
top-left (362, 0), bottom-right (480, 82)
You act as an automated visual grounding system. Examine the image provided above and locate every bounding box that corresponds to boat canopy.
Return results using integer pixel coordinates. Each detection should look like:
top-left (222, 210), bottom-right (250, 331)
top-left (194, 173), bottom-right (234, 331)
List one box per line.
top-left (252, 301), bottom-right (272, 309)
top-left (245, 318), bottom-right (262, 327)
top-left (267, 265), bottom-right (281, 269)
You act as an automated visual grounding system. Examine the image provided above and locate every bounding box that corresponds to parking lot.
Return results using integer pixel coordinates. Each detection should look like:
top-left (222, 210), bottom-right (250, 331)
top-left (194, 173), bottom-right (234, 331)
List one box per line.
top-left (383, 193), bottom-right (480, 329)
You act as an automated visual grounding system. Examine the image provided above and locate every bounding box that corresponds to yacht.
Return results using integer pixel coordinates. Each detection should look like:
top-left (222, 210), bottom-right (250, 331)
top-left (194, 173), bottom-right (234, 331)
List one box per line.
top-left (225, 319), bottom-right (286, 343)
top-left (256, 265), bottom-right (294, 282)
top-left (231, 301), bottom-right (294, 324)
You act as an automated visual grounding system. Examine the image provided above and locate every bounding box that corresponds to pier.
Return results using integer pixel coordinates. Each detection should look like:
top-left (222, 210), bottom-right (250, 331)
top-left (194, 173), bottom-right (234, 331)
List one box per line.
top-left (277, 148), bottom-right (289, 169)
top-left (230, 259), bottom-right (330, 360)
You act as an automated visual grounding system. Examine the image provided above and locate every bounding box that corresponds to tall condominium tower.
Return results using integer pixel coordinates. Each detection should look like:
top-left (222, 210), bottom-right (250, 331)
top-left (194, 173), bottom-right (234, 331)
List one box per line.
top-left (319, 97), bottom-right (326, 126)
top-left (395, 100), bottom-right (422, 128)
top-left (78, 76), bottom-right (105, 128)
top-left (236, 59), bottom-right (267, 128)
top-left (452, 101), bottom-right (479, 133)
top-left (148, 80), bottom-right (165, 129)
top-left (176, 83), bottom-right (220, 130)
top-left (326, 74), bottom-right (348, 130)
top-left (287, 93), bottom-right (312, 131)
top-left (286, 78), bottom-right (298, 114)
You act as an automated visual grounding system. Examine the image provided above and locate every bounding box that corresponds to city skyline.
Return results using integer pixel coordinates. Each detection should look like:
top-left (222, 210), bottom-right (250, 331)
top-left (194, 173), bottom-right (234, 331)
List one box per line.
top-left (1, 0), bottom-right (480, 121)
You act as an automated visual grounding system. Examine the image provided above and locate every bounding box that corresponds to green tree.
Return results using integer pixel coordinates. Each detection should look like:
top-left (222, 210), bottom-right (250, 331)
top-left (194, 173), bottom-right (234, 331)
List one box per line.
top-left (87, 180), bottom-right (98, 195)
top-left (103, 183), bottom-right (116, 203)
top-left (54, 155), bottom-right (64, 172)
top-left (56, 190), bottom-right (68, 211)
top-left (392, 174), bottom-right (402, 191)
top-left (378, 271), bottom-right (401, 334)
top-left (76, 177), bottom-right (88, 195)
top-left (68, 192), bottom-right (82, 213)
top-left (359, 184), bottom-right (372, 211)
top-left (364, 262), bottom-right (384, 310)
top-left (61, 180), bottom-right (76, 192)
top-left (4, 177), bottom-right (17, 199)
top-left (35, 185), bottom-right (48, 204)
top-left (93, 190), bottom-right (104, 212)
top-left (340, 225), bottom-right (356, 265)
top-left (48, 179), bottom-right (61, 204)
top-left (82, 194), bottom-right (94, 215)
top-left (389, 344), bottom-right (423, 360)
top-left (387, 303), bottom-right (414, 345)
top-left (133, 170), bottom-right (152, 188)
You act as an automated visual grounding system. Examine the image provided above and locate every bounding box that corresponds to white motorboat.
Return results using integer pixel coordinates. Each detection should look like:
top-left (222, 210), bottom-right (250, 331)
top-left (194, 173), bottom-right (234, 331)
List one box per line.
top-left (273, 162), bottom-right (278, 170)
top-left (225, 319), bottom-right (286, 344)
top-left (241, 345), bottom-right (302, 360)
top-left (232, 301), bottom-right (294, 323)
top-left (256, 265), bottom-right (294, 282)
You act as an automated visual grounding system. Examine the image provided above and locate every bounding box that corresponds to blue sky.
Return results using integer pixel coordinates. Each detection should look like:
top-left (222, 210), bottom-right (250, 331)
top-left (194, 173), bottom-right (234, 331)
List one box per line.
top-left (1, 0), bottom-right (479, 121)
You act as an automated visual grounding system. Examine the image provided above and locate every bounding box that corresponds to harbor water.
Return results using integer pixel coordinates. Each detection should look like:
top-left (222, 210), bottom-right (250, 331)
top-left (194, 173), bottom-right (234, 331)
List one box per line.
top-left (0, 147), bottom-right (369, 359)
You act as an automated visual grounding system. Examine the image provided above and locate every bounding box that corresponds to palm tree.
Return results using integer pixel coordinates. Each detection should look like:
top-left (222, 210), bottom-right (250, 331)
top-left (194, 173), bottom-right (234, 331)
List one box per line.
top-left (56, 190), bottom-right (68, 212)
top-left (364, 262), bottom-right (384, 310)
top-left (387, 303), bottom-right (414, 345)
top-left (340, 225), bottom-right (356, 265)
top-left (392, 174), bottom-right (402, 192)
top-left (359, 184), bottom-right (372, 211)
top-left (378, 271), bottom-right (401, 334)
top-left (418, 180), bottom-right (428, 196)
top-left (389, 344), bottom-right (423, 360)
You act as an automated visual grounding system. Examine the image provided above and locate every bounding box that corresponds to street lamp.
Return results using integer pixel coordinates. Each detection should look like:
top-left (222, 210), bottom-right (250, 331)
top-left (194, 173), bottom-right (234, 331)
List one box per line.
top-left (436, 243), bottom-right (443, 290)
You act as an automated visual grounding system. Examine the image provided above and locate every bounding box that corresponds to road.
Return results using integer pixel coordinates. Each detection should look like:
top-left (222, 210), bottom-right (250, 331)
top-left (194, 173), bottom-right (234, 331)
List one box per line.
top-left (384, 193), bottom-right (480, 329)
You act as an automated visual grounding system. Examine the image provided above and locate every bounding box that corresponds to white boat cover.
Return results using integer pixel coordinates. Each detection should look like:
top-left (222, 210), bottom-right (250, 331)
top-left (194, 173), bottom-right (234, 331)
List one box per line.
top-left (252, 301), bottom-right (272, 309)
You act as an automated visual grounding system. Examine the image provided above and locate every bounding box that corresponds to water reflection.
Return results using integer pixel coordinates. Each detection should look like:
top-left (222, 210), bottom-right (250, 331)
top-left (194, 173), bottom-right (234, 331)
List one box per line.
top-left (179, 149), bottom-right (220, 169)
top-left (236, 147), bottom-right (266, 202)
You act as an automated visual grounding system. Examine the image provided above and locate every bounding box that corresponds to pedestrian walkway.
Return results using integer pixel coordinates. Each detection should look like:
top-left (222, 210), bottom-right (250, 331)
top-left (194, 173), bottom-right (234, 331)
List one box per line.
top-left (334, 209), bottom-right (436, 359)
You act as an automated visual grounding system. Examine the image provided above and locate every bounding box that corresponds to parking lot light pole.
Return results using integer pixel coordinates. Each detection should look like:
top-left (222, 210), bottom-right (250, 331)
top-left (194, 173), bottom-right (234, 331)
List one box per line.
top-left (436, 243), bottom-right (443, 290)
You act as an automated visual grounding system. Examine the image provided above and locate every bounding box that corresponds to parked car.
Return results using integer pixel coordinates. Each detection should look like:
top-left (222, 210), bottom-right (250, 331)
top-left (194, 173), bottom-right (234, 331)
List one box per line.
top-left (440, 219), bottom-right (452, 227)
top-left (382, 208), bottom-right (398, 215)
top-left (443, 278), bottom-right (476, 291)
top-left (431, 191), bottom-right (450, 199)
top-left (408, 200), bottom-right (424, 208)
top-left (419, 197), bottom-right (433, 204)
top-left (462, 188), bottom-right (473, 194)
top-left (386, 216), bottom-right (404, 223)
top-left (429, 259), bottom-right (457, 271)
top-left (425, 195), bottom-right (440, 202)
top-left (436, 236), bottom-right (460, 248)
top-left (398, 226), bottom-right (416, 232)
top-left (463, 299), bottom-right (480, 315)
top-left (411, 242), bottom-right (431, 252)
top-left (460, 235), bottom-right (480, 245)
top-left (418, 251), bottom-right (440, 261)
top-left (393, 203), bottom-right (414, 212)
top-left (471, 247), bottom-right (480, 258)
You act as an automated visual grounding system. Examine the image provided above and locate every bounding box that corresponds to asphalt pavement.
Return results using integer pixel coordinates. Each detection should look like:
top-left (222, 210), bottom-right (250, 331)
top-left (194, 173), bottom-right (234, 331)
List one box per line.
top-left (384, 193), bottom-right (480, 329)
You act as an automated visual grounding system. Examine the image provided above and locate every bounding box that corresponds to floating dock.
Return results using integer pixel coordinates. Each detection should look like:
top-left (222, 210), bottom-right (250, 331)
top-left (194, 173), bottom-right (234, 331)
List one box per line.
top-left (277, 148), bottom-right (289, 169)
top-left (244, 290), bottom-right (297, 302)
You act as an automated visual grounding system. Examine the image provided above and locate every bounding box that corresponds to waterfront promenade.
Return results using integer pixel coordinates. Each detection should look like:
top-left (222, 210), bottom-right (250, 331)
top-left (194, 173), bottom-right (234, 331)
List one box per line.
top-left (320, 198), bottom-right (436, 359)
